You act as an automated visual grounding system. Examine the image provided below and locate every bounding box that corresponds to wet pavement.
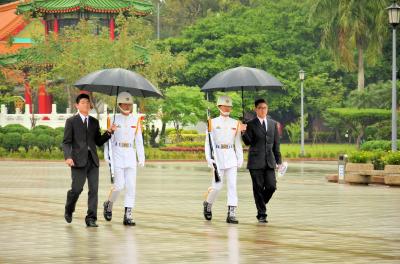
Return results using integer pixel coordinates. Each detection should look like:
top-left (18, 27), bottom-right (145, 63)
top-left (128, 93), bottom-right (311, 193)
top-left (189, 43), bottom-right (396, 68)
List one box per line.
top-left (0, 160), bottom-right (399, 263)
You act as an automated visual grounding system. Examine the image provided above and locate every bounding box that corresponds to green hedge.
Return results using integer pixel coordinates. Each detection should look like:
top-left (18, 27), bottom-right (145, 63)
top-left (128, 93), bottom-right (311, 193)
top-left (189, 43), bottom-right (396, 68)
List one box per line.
top-left (348, 151), bottom-right (400, 168)
top-left (167, 134), bottom-right (206, 144)
top-left (360, 140), bottom-right (400, 151)
top-left (145, 147), bottom-right (205, 160)
top-left (384, 152), bottom-right (400, 165)
top-left (166, 128), bottom-right (199, 135)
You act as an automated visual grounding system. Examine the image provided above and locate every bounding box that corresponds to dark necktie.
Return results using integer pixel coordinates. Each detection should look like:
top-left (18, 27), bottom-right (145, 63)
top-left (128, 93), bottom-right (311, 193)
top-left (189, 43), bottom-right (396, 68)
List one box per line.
top-left (262, 120), bottom-right (266, 131)
top-left (84, 117), bottom-right (91, 151)
top-left (84, 117), bottom-right (88, 130)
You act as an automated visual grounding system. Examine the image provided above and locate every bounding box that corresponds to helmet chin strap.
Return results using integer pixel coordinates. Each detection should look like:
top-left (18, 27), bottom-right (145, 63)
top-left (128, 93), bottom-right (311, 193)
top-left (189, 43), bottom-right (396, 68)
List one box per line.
top-left (118, 105), bottom-right (132, 115)
top-left (219, 108), bottom-right (230, 117)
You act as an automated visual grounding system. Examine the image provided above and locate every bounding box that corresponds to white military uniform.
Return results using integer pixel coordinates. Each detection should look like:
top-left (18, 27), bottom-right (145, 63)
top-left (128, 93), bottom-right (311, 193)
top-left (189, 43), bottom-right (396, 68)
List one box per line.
top-left (104, 113), bottom-right (145, 208)
top-left (205, 115), bottom-right (243, 206)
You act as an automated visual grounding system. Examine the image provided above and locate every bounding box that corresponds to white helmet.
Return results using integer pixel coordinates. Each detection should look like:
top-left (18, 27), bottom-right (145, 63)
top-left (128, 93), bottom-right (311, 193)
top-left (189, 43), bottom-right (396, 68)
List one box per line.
top-left (117, 92), bottom-right (133, 105)
top-left (216, 95), bottom-right (233, 107)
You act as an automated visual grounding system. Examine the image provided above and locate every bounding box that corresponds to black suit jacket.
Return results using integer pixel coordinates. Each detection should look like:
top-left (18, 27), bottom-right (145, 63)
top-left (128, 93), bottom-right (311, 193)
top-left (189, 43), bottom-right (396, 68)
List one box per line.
top-left (63, 114), bottom-right (111, 168)
top-left (242, 117), bottom-right (282, 170)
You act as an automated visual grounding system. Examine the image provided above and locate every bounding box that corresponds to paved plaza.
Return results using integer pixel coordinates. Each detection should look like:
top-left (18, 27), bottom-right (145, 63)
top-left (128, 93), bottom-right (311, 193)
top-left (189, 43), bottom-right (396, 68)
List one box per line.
top-left (0, 160), bottom-right (399, 263)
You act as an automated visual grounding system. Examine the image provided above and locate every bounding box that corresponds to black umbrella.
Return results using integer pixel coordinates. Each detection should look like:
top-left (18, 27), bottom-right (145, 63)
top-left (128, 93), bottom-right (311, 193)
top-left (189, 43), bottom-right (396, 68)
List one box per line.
top-left (201, 66), bottom-right (283, 118)
top-left (75, 68), bottom-right (161, 184)
top-left (75, 68), bottom-right (162, 98)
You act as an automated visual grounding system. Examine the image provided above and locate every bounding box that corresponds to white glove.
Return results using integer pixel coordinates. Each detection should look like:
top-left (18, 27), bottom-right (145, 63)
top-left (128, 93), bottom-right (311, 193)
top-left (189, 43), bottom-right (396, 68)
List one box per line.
top-left (138, 161), bottom-right (145, 167)
top-left (206, 158), bottom-right (215, 169)
top-left (237, 161), bottom-right (243, 168)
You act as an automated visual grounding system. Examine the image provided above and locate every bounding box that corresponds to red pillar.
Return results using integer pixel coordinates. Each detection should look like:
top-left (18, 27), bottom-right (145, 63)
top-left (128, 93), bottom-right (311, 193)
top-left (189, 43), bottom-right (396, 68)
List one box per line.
top-left (46, 94), bottom-right (53, 113)
top-left (38, 84), bottom-right (49, 114)
top-left (53, 17), bottom-right (58, 34)
top-left (109, 17), bottom-right (115, 40)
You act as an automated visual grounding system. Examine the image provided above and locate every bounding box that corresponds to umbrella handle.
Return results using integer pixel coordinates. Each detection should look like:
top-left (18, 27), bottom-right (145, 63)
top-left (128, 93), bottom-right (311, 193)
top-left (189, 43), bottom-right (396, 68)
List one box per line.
top-left (113, 86), bottom-right (119, 123)
top-left (241, 87), bottom-right (245, 122)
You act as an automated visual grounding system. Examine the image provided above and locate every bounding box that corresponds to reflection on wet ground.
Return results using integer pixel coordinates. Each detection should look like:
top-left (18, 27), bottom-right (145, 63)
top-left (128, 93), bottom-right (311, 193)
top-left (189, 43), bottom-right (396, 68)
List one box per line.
top-left (0, 161), bottom-right (399, 263)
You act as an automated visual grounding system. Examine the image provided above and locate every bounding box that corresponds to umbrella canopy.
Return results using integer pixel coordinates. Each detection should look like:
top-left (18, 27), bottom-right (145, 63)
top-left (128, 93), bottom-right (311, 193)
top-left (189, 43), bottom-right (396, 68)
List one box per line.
top-left (75, 68), bottom-right (162, 98)
top-left (201, 66), bottom-right (283, 120)
top-left (201, 66), bottom-right (283, 92)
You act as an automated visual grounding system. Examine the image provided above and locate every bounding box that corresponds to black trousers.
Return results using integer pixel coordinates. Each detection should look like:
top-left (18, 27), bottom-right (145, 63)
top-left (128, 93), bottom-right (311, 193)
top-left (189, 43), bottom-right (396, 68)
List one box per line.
top-left (249, 167), bottom-right (276, 219)
top-left (65, 153), bottom-right (99, 222)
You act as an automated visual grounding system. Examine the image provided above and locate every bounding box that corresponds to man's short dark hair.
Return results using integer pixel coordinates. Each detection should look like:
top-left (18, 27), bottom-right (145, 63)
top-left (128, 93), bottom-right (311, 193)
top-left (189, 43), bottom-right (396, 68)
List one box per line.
top-left (255, 98), bottom-right (268, 107)
top-left (76, 93), bottom-right (90, 104)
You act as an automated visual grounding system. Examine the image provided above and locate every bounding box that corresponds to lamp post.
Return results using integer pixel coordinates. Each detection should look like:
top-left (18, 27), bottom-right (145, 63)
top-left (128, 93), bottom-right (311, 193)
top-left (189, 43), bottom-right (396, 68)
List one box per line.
top-left (299, 69), bottom-right (305, 156)
top-left (157, 1), bottom-right (160, 40)
top-left (157, 0), bottom-right (166, 40)
top-left (388, 1), bottom-right (400, 151)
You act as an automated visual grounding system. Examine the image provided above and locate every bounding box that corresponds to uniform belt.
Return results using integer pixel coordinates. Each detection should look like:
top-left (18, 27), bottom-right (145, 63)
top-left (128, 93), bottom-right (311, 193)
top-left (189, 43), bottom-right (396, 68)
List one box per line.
top-left (215, 144), bottom-right (234, 149)
top-left (115, 142), bottom-right (133, 148)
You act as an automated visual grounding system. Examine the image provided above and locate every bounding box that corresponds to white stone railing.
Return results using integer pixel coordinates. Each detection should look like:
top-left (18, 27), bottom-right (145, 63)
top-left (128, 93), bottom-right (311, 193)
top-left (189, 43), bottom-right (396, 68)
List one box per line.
top-left (0, 103), bottom-right (141, 130)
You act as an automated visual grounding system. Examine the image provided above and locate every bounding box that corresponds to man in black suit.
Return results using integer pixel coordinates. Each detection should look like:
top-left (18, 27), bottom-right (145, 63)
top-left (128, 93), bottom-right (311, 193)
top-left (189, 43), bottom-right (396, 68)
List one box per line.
top-left (241, 98), bottom-right (282, 223)
top-left (63, 93), bottom-right (116, 227)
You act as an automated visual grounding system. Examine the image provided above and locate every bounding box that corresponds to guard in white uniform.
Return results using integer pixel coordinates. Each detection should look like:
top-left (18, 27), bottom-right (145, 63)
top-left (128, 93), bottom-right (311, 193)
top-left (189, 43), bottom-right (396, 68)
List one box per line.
top-left (203, 95), bottom-right (243, 224)
top-left (103, 92), bottom-right (145, 226)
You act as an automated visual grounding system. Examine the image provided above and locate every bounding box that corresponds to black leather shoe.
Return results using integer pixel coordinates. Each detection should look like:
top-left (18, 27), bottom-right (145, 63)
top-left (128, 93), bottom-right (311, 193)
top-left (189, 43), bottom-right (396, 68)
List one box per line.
top-left (123, 218), bottom-right (136, 226)
top-left (86, 220), bottom-right (98, 227)
top-left (226, 215), bottom-right (239, 224)
top-left (123, 207), bottom-right (136, 226)
top-left (64, 212), bottom-right (72, 223)
top-left (258, 216), bottom-right (268, 223)
top-left (203, 201), bottom-right (212, 221)
top-left (103, 201), bottom-right (112, 221)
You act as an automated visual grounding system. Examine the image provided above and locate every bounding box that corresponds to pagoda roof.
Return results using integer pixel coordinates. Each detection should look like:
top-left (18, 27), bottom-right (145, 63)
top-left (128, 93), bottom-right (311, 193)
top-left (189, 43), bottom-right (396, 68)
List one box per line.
top-left (17, 0), bottom-right (153, 15)
top-left (0, 1), bottom-right (29, 41)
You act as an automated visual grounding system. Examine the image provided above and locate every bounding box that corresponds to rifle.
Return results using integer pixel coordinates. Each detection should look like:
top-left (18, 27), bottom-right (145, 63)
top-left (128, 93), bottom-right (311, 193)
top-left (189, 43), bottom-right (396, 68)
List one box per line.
top-left (206, 95), bottom-right (221, 183)
top-left (106, 114), bottom-right (115, 184)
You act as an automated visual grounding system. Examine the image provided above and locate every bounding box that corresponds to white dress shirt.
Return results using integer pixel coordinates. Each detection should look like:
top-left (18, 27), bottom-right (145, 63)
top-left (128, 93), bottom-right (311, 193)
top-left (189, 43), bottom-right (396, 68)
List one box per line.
top-left (257, 116), bottom-right (267, 132)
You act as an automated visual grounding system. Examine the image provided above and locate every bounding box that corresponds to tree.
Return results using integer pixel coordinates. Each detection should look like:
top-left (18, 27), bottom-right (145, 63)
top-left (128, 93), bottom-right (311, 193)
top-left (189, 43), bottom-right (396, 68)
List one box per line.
top-left (324, 108), bottom-right (392, 148)
top-left (166, 0), bottom-right (345, 130)
top-left (162, 85), bottom-right (207, 141)
top-left (21, 14), bottom-right (186, 114)
top-left (346, 80), bottom-right (399, 109)
top-left (149, 0), bottom-right (258, 39)
top-left (21, 133), bottom-right (35, 152)
top-left (285, 115), bottom-right (308, 144)
top-left (309, 0), bottom-right (388, 91)
top-left (3, 132), bottom-right (21, 151)
top-left (35, 134), bottom-right (54, 151)
top-left (303, 73), bottom-right (345, 139)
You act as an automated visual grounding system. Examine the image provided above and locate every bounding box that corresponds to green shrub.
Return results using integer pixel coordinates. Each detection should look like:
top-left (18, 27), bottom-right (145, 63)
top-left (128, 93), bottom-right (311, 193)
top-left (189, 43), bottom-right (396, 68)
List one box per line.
top-left (166, 129), bottom-right (199, 135)
top-left (2, 124), bottom-right (29, 134)
top-left (55, 134), bottom-right (64, 150)
top-left (370, 151), bottom-right (386, 170)
top-left (384, 152), bottom-right (400, 165)
top-left (348, 151), bottom-right (372, 163)
top-left (181, 129), bottom-right (198, 134)
top-left (21, 133), bottom-right (35, 151)
top-left (0, 147), bottom-right (7, 157)
top-left (360, 140), bottom-right (393, 151)
top-left (55, 127), bottom-right (65, 135)
top-left (3, 132), bottom-right (22, 151)
top-left (34, 134), bottom-right (54, 151)
top-left (32, 125), bottom-right (56, 137)
top-left (167, 133), bottom-right (205, 144)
